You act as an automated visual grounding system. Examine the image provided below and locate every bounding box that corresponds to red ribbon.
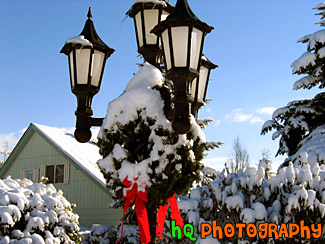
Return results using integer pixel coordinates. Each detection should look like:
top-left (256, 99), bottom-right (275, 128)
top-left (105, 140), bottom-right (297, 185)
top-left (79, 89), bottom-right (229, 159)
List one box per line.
top-left (117, 176), bottom-right (151, 244)
top-left (156, 193), bottom-right (184, 240)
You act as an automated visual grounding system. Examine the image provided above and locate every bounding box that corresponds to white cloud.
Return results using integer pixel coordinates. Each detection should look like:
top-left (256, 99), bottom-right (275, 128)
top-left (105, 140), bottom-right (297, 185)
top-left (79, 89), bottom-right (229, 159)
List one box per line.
top-left (202, 157), bottom-right (228, 171)
top-left (225, 109), bottom-right (264, 124)
top-left (0, 129), bottom-right (25, 152)
top-left (250, 117), bottom-right (264, 124)
top-left (226, 109), bottom-right (251, 122)
top-left (256, 107), bottom-right (276, 115)
top-left (214, 120), bottom-right (221, 127)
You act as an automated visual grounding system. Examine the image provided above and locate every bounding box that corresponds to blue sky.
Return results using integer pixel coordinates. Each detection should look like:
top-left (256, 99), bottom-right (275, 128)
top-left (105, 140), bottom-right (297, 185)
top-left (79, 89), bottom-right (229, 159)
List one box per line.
top-left (0, 0), bottom-right (323, 170)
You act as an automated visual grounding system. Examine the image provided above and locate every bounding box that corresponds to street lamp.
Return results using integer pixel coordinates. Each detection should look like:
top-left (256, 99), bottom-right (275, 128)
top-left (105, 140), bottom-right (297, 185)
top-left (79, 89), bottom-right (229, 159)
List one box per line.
top-left (60, 8), bottom-right (114, 143)
top-left (127, 0), bottom-right (174, 67)
top-left (151, 0), bottom-right (214, 134)
top-left (191, 55), bottom-right (218, 118)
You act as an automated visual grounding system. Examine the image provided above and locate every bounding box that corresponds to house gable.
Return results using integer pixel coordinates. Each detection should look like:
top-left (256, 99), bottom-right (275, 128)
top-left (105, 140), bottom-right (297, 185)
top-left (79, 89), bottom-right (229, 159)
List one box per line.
top-left (0, 124), bottom-right (122, 227)
top-left (1, 123), bottom-right (111, 196)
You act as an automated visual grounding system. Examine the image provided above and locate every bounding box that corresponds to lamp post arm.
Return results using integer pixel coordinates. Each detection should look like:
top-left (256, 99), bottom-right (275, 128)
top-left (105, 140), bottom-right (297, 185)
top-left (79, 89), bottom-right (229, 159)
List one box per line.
top-left (74, 115), bottom-right (104, 143)
top-left (89, 117), bottom-right (104, 127)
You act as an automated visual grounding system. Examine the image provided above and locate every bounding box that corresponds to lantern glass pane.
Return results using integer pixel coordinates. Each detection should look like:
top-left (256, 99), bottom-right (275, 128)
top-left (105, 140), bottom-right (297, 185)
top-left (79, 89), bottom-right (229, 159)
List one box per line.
top-left (162, 29), bottom-right (172, 70)
top-left (76, 48), bottom-right (91, 84)
top-left (191, 78), bottom-right (198, 98)
top-left (143, 9), bottom-right (159, 45)
top-left (198, 66), bottom-right (209, 101)
top-left (161, 10), bottom-right (169, 21)
top-left (171, 26), bottom-right (189, 67)
top-left (69, 52), bottom-right (75, 87)
top-left (135, 12), bottom-right (144, 48)
top-left (90, 50), bottom-right (105, 87)
top-left (190, 28), bottom-right (203, 70)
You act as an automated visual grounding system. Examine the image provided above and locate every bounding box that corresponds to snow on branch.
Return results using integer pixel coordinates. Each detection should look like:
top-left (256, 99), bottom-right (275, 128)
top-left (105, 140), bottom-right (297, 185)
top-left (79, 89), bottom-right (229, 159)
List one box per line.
top-left (293, 75), bottom-right (319, 90)
top-left (297, 34), bottom-right (311, 43)
top-left (308, 29), bottom-right (325, 51)
top-left (291, 52), bottom-right (317, 74)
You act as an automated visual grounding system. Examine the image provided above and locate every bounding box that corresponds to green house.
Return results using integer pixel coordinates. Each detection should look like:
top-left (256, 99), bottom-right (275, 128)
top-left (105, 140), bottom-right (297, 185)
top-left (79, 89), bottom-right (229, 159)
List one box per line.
top-left (0, 123), bottom-right (122, 227)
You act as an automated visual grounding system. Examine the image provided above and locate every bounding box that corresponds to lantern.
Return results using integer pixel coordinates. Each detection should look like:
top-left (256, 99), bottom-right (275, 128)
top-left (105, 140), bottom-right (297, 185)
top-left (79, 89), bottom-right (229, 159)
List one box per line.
top-left (60, 8), bottom-right (114, 142)
top-left (151, 0), bottom-right (213, 134)
top-left (127, 0), bottom-right (173, 67)
top-left (191, 55), bottom-right (218, 118)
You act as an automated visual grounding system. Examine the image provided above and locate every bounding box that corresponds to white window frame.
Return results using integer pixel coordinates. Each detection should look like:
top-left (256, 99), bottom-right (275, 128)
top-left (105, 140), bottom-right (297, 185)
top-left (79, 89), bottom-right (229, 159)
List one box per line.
top-left (40, 163), bottom-right (70, 184)
top-left (20, 168), bottom-right (39, 182)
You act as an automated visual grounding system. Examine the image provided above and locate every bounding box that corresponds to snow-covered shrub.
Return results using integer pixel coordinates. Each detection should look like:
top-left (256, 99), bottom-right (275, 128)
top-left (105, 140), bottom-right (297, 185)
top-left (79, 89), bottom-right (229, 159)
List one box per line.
top-left (115, 225), bottom-right (140, 244)
top-left (177, 153), bottom-right (325, 243)
top-left (0, 177), bottom-right (81, 243)
top-left (82, 224), bottom-right (116, 244)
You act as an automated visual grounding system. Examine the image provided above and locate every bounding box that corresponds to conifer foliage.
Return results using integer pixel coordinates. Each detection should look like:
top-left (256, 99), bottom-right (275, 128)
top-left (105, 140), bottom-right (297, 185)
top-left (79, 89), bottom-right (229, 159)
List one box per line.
top-left (262, 3), bottom-right (325, 157)
top-left (97, 63), bottom-right (219, 208)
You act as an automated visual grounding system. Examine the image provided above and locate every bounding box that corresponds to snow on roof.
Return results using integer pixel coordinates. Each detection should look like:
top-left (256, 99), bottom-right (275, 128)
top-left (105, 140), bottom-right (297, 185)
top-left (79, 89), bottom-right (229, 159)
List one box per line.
top-left (65, 35), bottom-right (93, 47)
top-left (32, 123), bottom-right (105, 188)
top-left (133, 0), bottom-right (167, 5)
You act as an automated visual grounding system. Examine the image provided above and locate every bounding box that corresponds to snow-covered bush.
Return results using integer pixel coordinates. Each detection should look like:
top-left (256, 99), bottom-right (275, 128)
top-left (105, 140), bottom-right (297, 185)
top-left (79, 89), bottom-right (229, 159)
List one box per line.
top-left (0, 177), bottom-right (81, 243)
top-left (177, 153), bottom-right (325, 243)
top-left (82, 225), bottom-right (116, 244)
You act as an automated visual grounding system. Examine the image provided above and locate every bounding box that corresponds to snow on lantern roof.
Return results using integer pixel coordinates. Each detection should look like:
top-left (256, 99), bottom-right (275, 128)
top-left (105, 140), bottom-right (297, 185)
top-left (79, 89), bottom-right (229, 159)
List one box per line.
top-left (133, 0), bottom-right (167, 5)
top-left (32, 123), bottom-right (105, 187)
top-left (65, 35), bottom-right (93, 47)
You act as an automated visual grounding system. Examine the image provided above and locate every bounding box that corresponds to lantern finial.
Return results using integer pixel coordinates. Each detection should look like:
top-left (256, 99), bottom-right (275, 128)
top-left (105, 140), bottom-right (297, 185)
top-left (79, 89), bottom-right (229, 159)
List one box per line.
top-left (87, 7), bottom-right (92, 19)
top-left (170, 0), bottom-right (196, 20)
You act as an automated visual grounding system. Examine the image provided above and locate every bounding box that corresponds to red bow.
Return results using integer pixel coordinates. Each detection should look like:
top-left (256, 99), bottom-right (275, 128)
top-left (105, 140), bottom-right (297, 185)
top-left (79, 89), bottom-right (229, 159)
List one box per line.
top-left (117, 176), bottom-right (151, 244)
top-left (156, 193), bottom-right (184, 240)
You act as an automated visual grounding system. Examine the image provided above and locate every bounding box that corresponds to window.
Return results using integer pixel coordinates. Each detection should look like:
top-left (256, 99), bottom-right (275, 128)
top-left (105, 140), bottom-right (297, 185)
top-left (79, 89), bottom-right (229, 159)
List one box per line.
top-left (20, 168), bottom-right (39, 182)
top-left (25, 170), bottom-right (34, 180)
top-left (40, 164), bottom-right (69, 184)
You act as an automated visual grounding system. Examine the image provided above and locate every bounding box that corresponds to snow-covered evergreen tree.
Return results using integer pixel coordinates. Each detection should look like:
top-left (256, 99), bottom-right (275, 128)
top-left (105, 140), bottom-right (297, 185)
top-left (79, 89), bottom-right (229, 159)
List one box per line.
top-left (97, 63), bottom-right (217, 207)
top-left (262, 93), bottom-right (325, 156)
top-left (262, 3), bottom-right (325, 157)
top-left (96, 63), bottom-right (220, 242)
top-left (0, 177), bottom-right (81, 243)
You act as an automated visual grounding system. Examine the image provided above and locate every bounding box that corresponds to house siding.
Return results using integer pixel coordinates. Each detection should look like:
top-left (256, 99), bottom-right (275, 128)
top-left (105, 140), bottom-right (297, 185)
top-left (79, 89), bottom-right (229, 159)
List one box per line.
top-left (2, 130), bottom-right (122, 227)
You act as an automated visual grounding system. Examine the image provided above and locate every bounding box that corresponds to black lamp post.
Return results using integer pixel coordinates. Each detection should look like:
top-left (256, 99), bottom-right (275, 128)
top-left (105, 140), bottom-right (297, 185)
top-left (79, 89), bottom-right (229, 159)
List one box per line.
top-left (127, 1), bottom-right (174, 67)
top-left (60, 8), bottom-right (114, 143)
top-left (191, 55), bottom-right (218, 118)
top-left (151, 0), bottom-right (213, 134)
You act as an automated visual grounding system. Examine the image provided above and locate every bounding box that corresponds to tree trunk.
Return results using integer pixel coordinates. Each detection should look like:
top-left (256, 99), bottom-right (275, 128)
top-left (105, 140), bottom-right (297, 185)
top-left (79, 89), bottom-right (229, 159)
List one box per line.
top-left (147, 206), bottom-right (157, 244)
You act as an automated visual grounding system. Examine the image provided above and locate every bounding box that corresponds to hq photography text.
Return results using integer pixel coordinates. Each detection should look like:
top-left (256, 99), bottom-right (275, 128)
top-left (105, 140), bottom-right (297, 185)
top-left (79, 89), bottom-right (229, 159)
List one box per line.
top-left (171, 220), bottom-right (322, 241)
